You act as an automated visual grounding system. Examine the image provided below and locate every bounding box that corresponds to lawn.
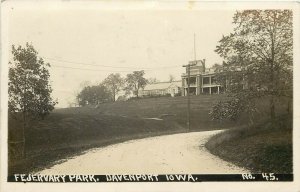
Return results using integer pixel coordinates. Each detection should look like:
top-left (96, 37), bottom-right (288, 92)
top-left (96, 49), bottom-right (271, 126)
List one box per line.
top-left (8, 94), bottom-right (292, 175)
top-left (8, 95), bottom-right (230, 175)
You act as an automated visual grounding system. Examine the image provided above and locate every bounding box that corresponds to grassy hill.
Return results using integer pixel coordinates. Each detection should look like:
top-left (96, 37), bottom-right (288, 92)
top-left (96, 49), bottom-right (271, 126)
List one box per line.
top-left (205, 114), bottom-right (293, 173)
top-left (8, 95), bottom-right (225, 174)
top-left (56, 95), bottom-right (235, 129)
top-left (8, 94), bottom-right (291, 175)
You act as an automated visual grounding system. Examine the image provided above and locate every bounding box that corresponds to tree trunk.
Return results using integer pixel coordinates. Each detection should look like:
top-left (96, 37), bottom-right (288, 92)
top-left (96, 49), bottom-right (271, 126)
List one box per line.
top-left (269, 59), bottom-right (276, 123)
top-left (270, 24), bottom-right (276, 124)
top-left (113, 89), bottom-right (115, 102)
top-left (136, 84), bottom-right (139, 98)
top-left (22, 110), bottom-right (26, 158)
top-left (270, 96), bottom-right (275, 121)
top-left (22, 75), bottom-right (27, 158)
top-left (287, 98), bottom-right (292, 114)
top-left (248, 109), bottom-right (255, 127)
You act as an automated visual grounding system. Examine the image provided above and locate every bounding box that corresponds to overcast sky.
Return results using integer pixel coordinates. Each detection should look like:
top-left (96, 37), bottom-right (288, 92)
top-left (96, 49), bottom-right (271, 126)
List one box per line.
top-left (7, 4), bottom-right (236, 108)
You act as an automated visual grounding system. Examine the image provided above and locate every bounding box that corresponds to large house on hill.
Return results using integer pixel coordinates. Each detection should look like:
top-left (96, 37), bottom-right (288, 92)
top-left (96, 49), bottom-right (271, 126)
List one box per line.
top-left (139, 60), bottom-right (226, 98)
top-left (139, 81), bottom-right (182, 97)
top-left (181, 60), bottom-right (224, 96)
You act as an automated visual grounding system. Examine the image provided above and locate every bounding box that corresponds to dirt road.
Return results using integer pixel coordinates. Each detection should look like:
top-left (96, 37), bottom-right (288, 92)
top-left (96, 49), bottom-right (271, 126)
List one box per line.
top-left (38, 130), bottom-right (248, 174)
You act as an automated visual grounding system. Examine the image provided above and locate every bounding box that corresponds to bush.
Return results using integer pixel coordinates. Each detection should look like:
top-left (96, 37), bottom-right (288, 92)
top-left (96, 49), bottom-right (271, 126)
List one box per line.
top-left (209, 99), bottom-right (243, 121)
top-left (174, 92), bottom-right (182, 97)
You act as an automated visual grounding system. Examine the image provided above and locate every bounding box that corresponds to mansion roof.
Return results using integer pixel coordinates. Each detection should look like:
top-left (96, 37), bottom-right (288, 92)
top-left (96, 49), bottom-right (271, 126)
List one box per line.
top-left (143, 81), bottom-right (181, 91)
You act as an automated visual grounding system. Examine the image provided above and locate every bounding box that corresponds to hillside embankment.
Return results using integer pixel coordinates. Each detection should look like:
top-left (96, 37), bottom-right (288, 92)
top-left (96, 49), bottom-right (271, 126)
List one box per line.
top-left (205, 114), bottom-right (293, 173)
top-left (8, 95), bottom-right (291, 175)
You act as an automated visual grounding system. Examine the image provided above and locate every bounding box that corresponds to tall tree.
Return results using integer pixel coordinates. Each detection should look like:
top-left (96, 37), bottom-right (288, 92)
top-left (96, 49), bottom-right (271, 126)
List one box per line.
top-left (77, 85), bottom-right (112, 106)
top-left (9, 43), bottom-right (57, 118)
top-left (102, 73), bottom-right (124, 102)
top-left (211, 10), bottom-right (292, 124)
top-left (9, 43), bottom-right (57, 157)
top-left (169, 74), bottom-right (176, 82)
top-left (125, 70), bottom-right (148, 98)
top-left (148, 77), bottom-right (160, 84)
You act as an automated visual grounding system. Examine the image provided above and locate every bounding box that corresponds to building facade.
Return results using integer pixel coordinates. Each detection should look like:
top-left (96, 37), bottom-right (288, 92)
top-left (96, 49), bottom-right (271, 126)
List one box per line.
top-left (140, 81), bottom-right (182, 97)
top-left (181, 60), bottom-right (223, 96)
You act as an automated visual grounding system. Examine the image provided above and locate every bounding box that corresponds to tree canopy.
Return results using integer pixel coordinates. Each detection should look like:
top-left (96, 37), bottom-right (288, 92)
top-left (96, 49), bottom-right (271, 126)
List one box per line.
top-left (148, 77), bottom-right (160, 84)
top-left (77, 85), bottom-right (112, 106)
top-left (102, 73), bottom-right (124, 102)
top-left (169, 74), bottom-right (176, 82)
top-left (125, 70), bottom-right (148, 98)
top-left (211, 10), bottom-right (293, 124)
top-left (9, 43), bottom-right (57, 119)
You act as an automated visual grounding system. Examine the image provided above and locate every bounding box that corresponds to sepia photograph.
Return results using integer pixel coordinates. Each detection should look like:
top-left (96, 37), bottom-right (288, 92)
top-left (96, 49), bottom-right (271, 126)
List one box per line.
top-left (0, 1), bottom-right (299, 191)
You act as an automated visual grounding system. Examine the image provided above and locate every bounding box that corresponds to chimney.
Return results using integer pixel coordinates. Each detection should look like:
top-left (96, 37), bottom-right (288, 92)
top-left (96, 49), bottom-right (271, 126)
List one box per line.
top-left (201, 59), bottom-right (206, 72)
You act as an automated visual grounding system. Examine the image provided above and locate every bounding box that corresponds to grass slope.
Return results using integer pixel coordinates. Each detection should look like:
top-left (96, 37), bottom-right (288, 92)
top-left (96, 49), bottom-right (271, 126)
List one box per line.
top-left (8, 95), bottom-right (291, 175)
top-left (205, 114), bottom-right (293, 173)
top-left (8, 95), bottom-right (229, 175)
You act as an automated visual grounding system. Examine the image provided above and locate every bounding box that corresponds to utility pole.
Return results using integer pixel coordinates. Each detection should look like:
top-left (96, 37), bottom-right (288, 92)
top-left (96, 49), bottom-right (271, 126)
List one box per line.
top-left (182, 33), bottom-right (197, 131)
top-left (183, 62), bottom-right (196, 131)
top-left (194, 33), bottom-right (196, 61)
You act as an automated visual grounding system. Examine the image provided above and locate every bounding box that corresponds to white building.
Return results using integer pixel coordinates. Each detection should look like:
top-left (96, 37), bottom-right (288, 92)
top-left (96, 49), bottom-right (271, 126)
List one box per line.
top-left (140, 81), bottom-right (182, 97)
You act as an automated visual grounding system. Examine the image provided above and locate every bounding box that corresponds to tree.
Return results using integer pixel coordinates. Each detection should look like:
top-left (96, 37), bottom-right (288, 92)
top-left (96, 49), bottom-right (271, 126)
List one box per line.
top-left (169, 74), bottom-right (176, 82)
top-left (73, 81), bottom-right (92, 106)
top-left (9, 43), bottom-right (57, 157)
top-left (148, 77), bottom-right (160, 84)
top-left (212, 63), bottom-right (223, 72)
top-left (79, 80), bottom-right (91, 89)
top-left (125, 70), bottom-right (148, 98)
top-left (211, 10), bottom-right (292, 124)
top-left (9, 43), bottom-right (57, 118)
top-left (77, 85), bottom-right (111, 106)
top-left (102, 73), bottom-right (124, 102)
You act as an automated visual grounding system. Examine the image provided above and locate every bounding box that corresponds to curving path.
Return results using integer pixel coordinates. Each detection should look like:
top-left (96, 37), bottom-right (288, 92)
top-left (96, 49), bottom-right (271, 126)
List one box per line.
top-left (38, 130), bottom-right (248, 174)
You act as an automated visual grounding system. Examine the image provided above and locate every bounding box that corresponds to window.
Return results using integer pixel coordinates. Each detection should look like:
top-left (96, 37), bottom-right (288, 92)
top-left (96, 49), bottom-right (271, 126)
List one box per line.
top-left (186, 77), bottom-right (196, 85)
top-left (203, 77), bottom-right (210, 85)
top-left (211, 76), bottom-right (216, 84)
